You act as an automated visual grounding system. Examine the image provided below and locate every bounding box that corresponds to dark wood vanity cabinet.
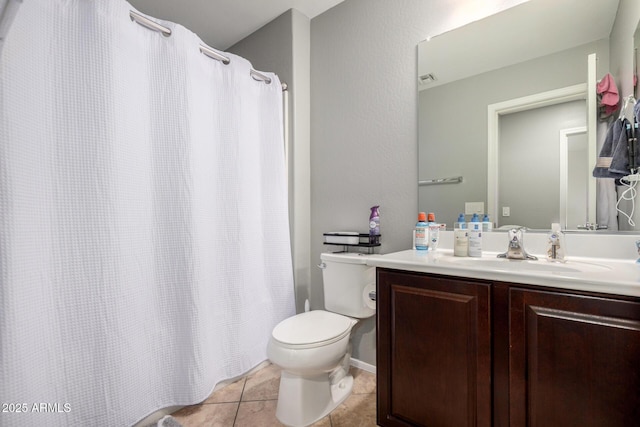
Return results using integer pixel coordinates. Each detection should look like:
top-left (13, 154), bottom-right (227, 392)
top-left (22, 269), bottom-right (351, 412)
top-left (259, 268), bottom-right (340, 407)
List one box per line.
top-left (377, 268), bottom-right (640, 427)
top-left (376, 269), bottom-right (492, 427)
top-left (505, 286), bottom-right (640, 427)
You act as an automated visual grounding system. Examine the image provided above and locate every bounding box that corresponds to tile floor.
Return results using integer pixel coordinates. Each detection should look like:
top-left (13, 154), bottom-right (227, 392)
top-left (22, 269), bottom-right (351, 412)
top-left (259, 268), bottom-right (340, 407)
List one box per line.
top-left (172, 363), bottom-right (377, 426)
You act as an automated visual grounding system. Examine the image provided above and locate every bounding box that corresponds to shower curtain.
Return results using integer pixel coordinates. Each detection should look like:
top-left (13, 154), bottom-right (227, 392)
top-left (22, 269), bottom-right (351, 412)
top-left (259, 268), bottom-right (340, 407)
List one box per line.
top-left (0, 1), bottom-right (295, 426)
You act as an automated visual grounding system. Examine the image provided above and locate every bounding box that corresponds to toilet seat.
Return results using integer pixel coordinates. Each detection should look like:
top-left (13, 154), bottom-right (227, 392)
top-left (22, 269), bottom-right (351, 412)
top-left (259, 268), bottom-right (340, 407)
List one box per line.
top-left (272, 310), bottom-right (354, 349)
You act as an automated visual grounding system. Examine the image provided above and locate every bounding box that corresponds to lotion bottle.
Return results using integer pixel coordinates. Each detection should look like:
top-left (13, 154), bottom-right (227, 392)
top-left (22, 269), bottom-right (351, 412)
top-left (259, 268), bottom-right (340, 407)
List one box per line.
top-left (468, 213), bottom-right (482, 257)
top-left (454, 229), bottom-right (468, 256)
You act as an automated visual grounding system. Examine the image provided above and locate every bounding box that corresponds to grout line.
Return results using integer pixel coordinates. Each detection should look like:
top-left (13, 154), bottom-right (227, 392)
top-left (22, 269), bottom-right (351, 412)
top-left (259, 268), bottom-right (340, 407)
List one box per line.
top-left (232, 378), bottom-right (248, 426)
top-left (238, 397), bottom-right (278, 402)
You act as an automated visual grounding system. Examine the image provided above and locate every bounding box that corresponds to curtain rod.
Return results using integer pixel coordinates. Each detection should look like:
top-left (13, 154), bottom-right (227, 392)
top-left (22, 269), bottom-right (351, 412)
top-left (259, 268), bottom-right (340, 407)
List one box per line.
top-left (130, 10), bottom-right (286, 91)
top-left (130, 10), bottom-right (171, 37)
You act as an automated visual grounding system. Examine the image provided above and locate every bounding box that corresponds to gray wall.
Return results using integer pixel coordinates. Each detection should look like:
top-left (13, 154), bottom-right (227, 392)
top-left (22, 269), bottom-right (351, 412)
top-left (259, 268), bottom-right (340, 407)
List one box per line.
top-left (230, 10), bottom-right (312, 314)
top-left (310, 0), bottom-right (435, 366)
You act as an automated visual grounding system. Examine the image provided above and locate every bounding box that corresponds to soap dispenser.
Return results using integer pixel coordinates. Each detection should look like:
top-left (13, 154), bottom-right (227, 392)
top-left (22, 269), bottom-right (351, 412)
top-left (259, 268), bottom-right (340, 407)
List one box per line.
top-left (546, 223), bottom-right (566, 262)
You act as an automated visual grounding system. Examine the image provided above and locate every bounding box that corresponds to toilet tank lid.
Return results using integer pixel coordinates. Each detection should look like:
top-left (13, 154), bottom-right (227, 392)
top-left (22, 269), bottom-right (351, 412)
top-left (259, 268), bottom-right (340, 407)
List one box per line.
top-left (320, 252), bottom-right (374, 264)
top-left (272, 311), bottom-right (354, 346)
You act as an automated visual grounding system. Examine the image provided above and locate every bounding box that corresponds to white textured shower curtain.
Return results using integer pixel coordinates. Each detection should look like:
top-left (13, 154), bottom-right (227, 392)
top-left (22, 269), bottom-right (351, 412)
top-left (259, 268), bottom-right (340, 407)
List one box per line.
top-left (0, 1), bottom-right (295, 426)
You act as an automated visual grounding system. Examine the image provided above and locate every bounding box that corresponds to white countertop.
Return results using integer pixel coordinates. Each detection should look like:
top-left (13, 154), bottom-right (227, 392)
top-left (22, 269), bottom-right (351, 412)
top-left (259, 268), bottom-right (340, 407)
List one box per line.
top-left (367, 249), bottom-right (640, 298)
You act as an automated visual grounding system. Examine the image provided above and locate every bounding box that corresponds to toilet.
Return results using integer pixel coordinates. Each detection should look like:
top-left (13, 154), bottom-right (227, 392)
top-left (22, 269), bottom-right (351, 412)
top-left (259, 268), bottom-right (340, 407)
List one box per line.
top-left (267, 252), bottom-right (376, 427)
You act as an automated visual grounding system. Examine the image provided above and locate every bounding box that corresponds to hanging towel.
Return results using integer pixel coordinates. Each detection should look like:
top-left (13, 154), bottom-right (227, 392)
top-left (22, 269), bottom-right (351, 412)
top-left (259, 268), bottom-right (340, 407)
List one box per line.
top-left (596, 73), bottom-right (619, 119)
top-left (610, 118), bottom-right (638, 175)
top-left (593, 119), bottom-right (627, 178)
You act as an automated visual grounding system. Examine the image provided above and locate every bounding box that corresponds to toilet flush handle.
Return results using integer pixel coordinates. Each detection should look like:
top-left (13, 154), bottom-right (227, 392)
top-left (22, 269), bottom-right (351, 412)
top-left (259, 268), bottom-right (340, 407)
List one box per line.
top-left (317, 262), bottom-right (327, 269)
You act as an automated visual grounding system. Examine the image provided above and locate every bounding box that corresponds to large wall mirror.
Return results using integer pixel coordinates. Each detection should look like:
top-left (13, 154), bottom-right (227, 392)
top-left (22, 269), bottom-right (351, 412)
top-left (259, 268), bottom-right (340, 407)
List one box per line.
top-left (418, 0), bottom-right (640, 232)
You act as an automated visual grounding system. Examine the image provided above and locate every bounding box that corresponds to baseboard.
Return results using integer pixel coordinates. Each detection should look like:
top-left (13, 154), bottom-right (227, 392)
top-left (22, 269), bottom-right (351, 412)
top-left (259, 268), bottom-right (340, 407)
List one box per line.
top-left (350, 358), bottom-right (376, 374)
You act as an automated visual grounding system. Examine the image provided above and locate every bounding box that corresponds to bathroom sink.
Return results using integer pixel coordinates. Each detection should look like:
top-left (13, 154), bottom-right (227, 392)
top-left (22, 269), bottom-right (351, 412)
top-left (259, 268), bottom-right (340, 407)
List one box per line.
top-left (436, 256), bottom-right (611, 274)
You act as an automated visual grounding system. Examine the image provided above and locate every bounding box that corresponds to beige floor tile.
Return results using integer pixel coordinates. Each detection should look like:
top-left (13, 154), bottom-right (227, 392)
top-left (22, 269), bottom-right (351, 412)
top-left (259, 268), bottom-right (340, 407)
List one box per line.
top-left (171, 402), bottom-right (238, 427)
top-left (168, 364), bottom-right (377, 426)
top-left (351, 368), bottom-right (376, 395)
top-left (205, 377), bottom-right (246, 404)
top-left (310, 415), bottom-right (332, 426)
top-left (241, 363), bottom-right (281, 401)
top-left (234, 400), bottom-right (285, 427)
top-left (330, 393), bottom-right (377, 427)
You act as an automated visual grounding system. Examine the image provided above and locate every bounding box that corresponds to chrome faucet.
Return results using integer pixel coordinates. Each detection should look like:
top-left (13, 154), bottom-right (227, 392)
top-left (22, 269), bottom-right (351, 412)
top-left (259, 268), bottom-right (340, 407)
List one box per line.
top-left (497, 227), bottom-right (538, 260)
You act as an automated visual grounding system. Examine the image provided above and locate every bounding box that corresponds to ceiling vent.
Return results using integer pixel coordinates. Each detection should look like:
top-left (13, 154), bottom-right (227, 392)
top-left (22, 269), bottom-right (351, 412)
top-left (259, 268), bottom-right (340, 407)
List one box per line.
top-left (419, 73), bottom-right (437, 85)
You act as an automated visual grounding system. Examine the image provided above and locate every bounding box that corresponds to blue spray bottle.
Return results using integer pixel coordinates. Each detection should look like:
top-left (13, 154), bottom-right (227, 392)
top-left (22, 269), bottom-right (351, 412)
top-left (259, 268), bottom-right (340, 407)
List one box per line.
top-left (415, 212), bottom-right (428, 250)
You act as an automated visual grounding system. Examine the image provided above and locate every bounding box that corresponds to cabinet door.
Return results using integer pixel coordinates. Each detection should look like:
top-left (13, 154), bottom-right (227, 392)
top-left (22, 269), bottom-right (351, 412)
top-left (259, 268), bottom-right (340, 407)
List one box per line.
top-left (377, 269), bottom-right (491, 427)
top-left (509, 287), bottom-right (640, 427)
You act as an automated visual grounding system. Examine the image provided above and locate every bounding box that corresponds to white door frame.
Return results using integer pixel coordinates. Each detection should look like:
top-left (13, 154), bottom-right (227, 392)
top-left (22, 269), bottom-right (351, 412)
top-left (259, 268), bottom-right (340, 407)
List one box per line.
top-left (559, 126), bottom-right (588, 229)
top-left (487, 83), bottom-right (588, 226)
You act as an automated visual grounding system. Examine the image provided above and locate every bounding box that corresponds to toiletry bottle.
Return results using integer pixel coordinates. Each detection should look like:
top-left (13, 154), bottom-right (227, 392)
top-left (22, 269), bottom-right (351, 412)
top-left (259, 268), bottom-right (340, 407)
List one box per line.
top-left (427, 212), bottom-right (440, 251)
top-left (468, 213), bottom-right (482, 257)
top-left (454, 213), bottom-right (467, 230)
top-left (454, 229), bottom-right (468, 256)
top-left (415, 212), bottom-right (428, 250)
top-left (482, 214), bottom-right (493, 232)
top-left (546, 223), bottom-right (566, 262)
top-left (427, 212), bottom-right (436, 226)
top-left (369, 206), bottom-right (380, 243)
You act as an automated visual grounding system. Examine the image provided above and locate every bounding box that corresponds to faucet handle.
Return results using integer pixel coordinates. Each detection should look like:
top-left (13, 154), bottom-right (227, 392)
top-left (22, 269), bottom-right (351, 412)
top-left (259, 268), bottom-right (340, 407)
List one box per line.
top-left (508, 226), bottom-right (525, 241)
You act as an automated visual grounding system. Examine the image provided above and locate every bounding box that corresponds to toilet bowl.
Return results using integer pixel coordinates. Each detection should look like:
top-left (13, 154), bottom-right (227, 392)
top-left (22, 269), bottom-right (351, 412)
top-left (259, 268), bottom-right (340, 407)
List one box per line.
top-left (267, 310), bottom-right (358, 426)
top-left (267, 252), bottom-right (376, 427)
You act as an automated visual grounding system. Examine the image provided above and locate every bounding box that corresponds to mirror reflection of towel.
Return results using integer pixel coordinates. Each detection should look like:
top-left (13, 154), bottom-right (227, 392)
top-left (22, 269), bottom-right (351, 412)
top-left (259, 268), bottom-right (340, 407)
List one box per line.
top-left (593, 119), bottom-right (627, 178)
top-left (609, 118), bottom-right (637, 175)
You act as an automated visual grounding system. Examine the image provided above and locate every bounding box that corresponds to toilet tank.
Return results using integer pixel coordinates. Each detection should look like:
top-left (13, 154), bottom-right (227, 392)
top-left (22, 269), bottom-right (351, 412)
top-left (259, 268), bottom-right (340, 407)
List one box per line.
top-left (320, 252), bottom-right (376, 319)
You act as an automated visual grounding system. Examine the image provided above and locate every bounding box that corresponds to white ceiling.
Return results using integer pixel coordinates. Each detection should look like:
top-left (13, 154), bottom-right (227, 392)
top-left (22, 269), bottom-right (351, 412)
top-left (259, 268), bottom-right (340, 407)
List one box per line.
top-left (418, 0), bottom-right (620, 89)
top-left (127, 0), bottom-right (344, 50)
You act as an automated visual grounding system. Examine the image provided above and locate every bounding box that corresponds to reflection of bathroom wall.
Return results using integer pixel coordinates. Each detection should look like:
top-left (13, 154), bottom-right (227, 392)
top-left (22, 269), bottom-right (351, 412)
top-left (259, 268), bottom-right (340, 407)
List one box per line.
top-left (498, 101), bottom-right (586, 229)
top-left (610, 0), bottom-right (640, 99)
top-left (610, 0), bottom-right (640, 230)
top-left (419, 40), bottom-right (609, 225)
top-left (567, 132), bottom-right (589, 228)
